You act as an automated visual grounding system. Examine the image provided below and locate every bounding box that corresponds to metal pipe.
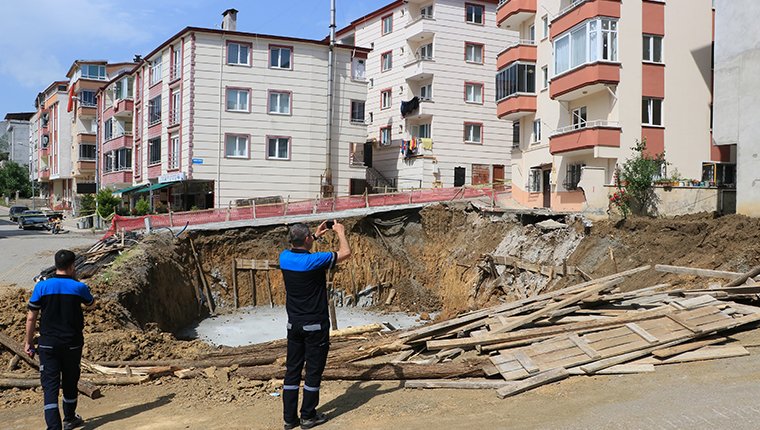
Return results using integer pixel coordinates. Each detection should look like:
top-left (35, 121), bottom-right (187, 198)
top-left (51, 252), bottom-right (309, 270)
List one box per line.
top-left (323, 0), bottom-right (337, 197)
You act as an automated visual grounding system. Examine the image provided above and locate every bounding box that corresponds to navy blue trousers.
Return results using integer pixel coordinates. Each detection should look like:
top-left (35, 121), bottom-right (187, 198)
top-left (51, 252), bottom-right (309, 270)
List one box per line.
top-left (282, 322), bottom-right (330, 424)
top-left (39, 345), bottom-right (82, 430)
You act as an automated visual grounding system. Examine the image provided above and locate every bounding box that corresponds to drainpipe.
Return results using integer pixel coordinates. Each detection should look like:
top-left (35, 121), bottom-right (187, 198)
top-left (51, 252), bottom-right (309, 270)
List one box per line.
top-left (216, 34), bottom-right (226, 208)
top-left (322, 0), bottom-right (336, 197)
top-left (95, 94), bottom-right (101, 228)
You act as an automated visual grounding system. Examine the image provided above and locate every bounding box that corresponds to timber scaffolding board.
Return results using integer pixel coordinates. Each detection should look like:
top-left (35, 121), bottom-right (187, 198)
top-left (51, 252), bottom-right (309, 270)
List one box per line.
top-left (487, 254), bottom-right (578, 277)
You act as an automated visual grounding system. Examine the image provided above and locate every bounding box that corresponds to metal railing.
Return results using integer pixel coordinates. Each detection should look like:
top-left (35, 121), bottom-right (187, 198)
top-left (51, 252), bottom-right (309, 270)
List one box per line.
top-left (556, 0), bottom-right (591, 20)
top-left (168, 154), bottom-right (180, 170)
top-left (169, 110), bottom-right (181, 126)
top-left (551, 120), bottom-right (620, 137)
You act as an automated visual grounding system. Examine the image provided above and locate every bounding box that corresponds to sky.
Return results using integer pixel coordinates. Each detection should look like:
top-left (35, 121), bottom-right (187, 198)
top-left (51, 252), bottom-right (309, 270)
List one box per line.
top-left (0, 0), bottom-right (390, 117)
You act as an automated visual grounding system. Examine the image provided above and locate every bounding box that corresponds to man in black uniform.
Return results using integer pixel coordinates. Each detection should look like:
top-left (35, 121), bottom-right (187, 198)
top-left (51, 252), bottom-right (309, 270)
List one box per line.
top-left (24, 249), bottom-right (95, 430)
top-left (279, 220), bottom-right (351, 430)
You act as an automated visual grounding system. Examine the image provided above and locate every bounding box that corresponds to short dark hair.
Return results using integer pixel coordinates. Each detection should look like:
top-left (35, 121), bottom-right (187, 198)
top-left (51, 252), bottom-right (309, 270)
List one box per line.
top-left (55, 249), bottom-right (76, 270)
top-left (288, 223), bottom-right (310, 246)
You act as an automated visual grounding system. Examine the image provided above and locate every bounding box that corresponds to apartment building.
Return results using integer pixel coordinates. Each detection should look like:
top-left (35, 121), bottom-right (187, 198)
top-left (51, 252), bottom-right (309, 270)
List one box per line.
top-left (122, 10), bottom-right (369, 209)
top-left (713, 0), bottom-right (756, 216)
top-left (32, 81), bottom-right (72, 209)
top-left (498, 0), bottom-right (726, 211)
top-left (1, 112), bottom-right (34, 165)
top-left (28, 111), bottom-right (39, 183)
top-left (98, 70), bottom-right (136, 192)
top-left (336, 0), bottom-right (512, 190)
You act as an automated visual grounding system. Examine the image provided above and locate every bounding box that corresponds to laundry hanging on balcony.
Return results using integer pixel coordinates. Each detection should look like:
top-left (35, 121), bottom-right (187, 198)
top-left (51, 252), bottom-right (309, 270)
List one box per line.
top-left (400, 138), bottom-right (419, 159)
top-left (400, 96), bottom-right (420, 118)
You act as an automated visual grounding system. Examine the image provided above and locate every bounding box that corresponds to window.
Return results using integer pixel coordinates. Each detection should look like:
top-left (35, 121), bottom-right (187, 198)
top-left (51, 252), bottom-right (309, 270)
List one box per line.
top-left (171, 46), bottom-right (182, 80)
top-left (565, 163), bottom-right (585, 190)
top-left (78, 90), bottom-right (96, 107)
top-left (116, 148), bottom-right (132, 171)
top-left (642, 98), bottom-right (663, 126)
top-left (529, 169), bottom-right (541, 192)
top-left (572, 106), bottom-right (587, 129)
top-left (270, 46), bottom-right (292, 69)
top-left (465, 3), bottom-right (484, 25)
top-left (421, 5), bottom-right (434, 18)
top-left (419, 43), bottom-right (433, 60)
top-left (643, 34), bottom-right (663, 63)
top-left (227, 42), bottom-right (250, 66)
top-left (268, 91), bottom-right (292, 115)
top-left (168, 133), bottom-right (180, 169)
top-left (148, 137), bottom-right (161, 165)
top-left (412, 123), bottom-right (431, 139)
top-left (352, 57), bottom-right (366, 81)
top-left (135, 144), bottom-right (141, 177)
top-left (542, 16), bottom-right (549, 39)
top-left (496, 63), bottom-right (536, 101)
top-left (226, 88), bottom-right (250, 112)
top-left (114, 78), bottom-right (133, 101)
top-left (464, 123), bottom-right (482, 144)
top-left (148, 95), bottom-right (162, 125)
top-left (554, 18), bottom-right (618, 76)
top-left (542, 66), bottom-right (549, 89)
top-left (465, 43), bottom-right (484, 64)
top-left (379, 126), bottom-right (392, 146)
top-left (225, 134), bottom-right (249, 158)
top-left (512, 122), bottom-right (520, 148)
top-left (465, 82), bottom-right (484, 104)
top-left (104, 152), bottom-right (113, 173)
top-left (104, 118), bottom-right (113, 141)
top-left (420, 83), bottom-right (432, 101)
top-left (381, 51), bottom-right (393, 71)
top-left (170, 90), bottom-right (181, 125)
top-left (135, 108), bottom-right (141, 138)
top-left (532, 119), bottom-right (541, 143)
top-left (381, 89), bottom-right (392, 110)
top-left (150, 57), bottom-right (162, 85)
top-left (80, 64), bottom-right (106, 80)
top-left (79, 144), bottom-right (96, 161)
top-left (351, 100), bottom-right (365, 123)
top-left (529, 25), bottom-right (536, 44)
top-left (382, 14), bottom-right (393, 35)
top-left (267, 136), bottom-right (290, 160)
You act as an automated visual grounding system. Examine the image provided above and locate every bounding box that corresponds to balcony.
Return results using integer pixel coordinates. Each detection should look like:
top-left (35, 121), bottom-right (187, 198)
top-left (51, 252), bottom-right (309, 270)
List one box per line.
top-left (497, 41), bottom-right (537, 69)
top-left (77, 104), bottom-right (97, 118)
top-left (40, 146), bottom-right (49, 157)
top-left (76, 132), bottom-right (96, 144)
top-left (551, 0), bottom-right (621, 39)
top-left (169, 110), bottom-right (181, 127)
top-left (39, 169), bottom-right (50, 181)
top-left (403, 100), bottom-right (434, 121)
top-left (497, 94), bottom-right (537, 121)
top-left (104, 132), bottom-right (133, 153)
top-left (549, 120), bottom-right (621, 155)
top-left (113, 99), bottom-right (134, 118)
top-left (102, 169), bottom-right (133, 186)
top-left (404, 57), bottom-right (436, 81)
top-left (405, 16), bottom-right (436, 42)
top-left (76, 160), bottom-right (96, 173)
top-left (497, 0), bottom-right (537, 29)
top-left (550, 62), bottom-right (620, 101)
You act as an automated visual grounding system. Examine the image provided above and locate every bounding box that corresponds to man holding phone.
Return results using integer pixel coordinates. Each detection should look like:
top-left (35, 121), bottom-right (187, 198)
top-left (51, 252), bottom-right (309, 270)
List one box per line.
top-left (279, 220), bottom-right (351, 429)
top-left (25, 249), bottom-right (94, 430)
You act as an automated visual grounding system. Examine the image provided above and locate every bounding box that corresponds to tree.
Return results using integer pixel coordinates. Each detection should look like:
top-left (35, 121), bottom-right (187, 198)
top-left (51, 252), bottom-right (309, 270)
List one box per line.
top-left (134, 198), bottom-right (151, 216)
top-left (96, 189), bottom-right (121, 218)
top-left (0, 161), bottom-right (32, 198)
top-left (610, 139), bottom-right (665, 217)
top-left (79, 194), bottom-right (96, 217)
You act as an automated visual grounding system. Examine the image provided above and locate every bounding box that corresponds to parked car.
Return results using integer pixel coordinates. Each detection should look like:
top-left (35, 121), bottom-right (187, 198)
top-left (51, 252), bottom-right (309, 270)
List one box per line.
top-left (18, 210), bottom-right (49, 230)
top-left (9, 205), bottom-right (29, 222)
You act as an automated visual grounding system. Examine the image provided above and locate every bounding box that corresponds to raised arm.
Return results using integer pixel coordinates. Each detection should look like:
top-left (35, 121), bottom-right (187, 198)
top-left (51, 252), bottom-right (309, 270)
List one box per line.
top-left (331, 221), bottom-right (352, 263)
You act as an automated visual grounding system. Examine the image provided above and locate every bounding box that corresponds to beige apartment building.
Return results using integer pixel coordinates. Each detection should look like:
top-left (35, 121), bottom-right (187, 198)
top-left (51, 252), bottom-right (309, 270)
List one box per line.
top-left (336, 0), bottom-right (512, 190)
top-left (124, 10), bottom-right (370, 209)
top-left (32, 81), bottom-right (72, 210)
top-left (498, 0), bottom-right (728, 212)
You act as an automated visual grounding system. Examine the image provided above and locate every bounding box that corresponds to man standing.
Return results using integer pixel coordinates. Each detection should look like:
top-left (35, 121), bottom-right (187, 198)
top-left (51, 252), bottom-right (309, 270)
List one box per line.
top-left (279, 220), bottom-right (351, 429)
top-left (24, 249), bottom-right (94, 430)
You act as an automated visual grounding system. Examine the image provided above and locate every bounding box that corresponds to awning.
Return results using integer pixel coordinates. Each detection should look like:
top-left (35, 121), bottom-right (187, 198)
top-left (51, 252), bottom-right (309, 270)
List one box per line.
top-left (531, 163), bottom-right (553, 169)
top-left (134, 182), bottom-right (175, 194)
top-left (114, 184), bottom-right (149, 195)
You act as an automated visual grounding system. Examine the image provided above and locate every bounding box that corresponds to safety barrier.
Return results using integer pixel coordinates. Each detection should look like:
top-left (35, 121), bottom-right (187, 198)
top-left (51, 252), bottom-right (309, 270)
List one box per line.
top-left (104, 185), bottom-right (511, 237)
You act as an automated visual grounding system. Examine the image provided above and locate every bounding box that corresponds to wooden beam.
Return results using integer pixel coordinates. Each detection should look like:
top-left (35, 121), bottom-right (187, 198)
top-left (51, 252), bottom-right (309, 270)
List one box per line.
top-left (404, 379), bottom-right (513, 390)
top-left (625, 323), bottom-right (659, 344)
top-left (236, 361), bottom-right (487, 381)
top-left (189, 238), bottom-right (214, 315)
top-left (231, 259), bottom-right (239, 309)
top-left (659, 345), bottom-right (749, 364)
top-left (655, 264), bottom-right (743, 280)
top-left (496, 368), bottom-right (570, 399)
top-left (725, 264), bottom-right (760, 288)
top-left (652, 337), bottom-right (728, 359)
top-left (567, 334), bottom-right (601, 360)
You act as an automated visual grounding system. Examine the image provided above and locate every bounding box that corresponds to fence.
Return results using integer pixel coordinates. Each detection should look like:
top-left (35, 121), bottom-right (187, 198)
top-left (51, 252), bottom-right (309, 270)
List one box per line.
top-left (105, 185), bottom-right (511, 237)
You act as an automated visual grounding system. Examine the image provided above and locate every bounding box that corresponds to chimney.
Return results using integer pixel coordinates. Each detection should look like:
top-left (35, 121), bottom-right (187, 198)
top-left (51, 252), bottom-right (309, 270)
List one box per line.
top-left (222, 8), bottom-right (238, 31)
top-left (133, 54), bottom-right (142, 63)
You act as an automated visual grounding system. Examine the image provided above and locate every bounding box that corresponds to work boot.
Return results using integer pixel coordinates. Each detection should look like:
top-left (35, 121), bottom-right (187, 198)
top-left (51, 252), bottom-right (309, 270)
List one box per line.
top-left (300, 412), bottom-right (328, 429)
top-left (63, 414), bottom-right (85, 430)
top-left (284, 421), bottom-right (300, 430)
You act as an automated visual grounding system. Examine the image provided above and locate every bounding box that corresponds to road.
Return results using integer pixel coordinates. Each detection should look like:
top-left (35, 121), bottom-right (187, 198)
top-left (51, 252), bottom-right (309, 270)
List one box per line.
top-left (0, 206), bottom-right (100, 290)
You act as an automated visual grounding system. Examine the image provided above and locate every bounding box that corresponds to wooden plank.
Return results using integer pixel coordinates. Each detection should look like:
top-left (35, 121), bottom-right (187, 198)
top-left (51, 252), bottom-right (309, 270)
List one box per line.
top-left (548, 306), bottom-right (581, 320)
top-left (404, 379), bottom-right (514, 390)
top-left (652, 337), bottom-right (728, 358)
top-left (567, 334), bottom-right (601, 359)
top-left (189, 238), bottom-right (214, 315)
top-left (580, 339), bottom-right (687, 374)
top-left (660, 345), bottom-right (749, 364)
top-left (673, 295), bottom-right (721, 310)
top-left (655, 264), bottom-right (743, 280)
top-left (391, 350), bottom-right (415, 364)
top-left (625, 323), bottom-right (659, 344)
top-left (266, 270), bottom-right (274, 308)
top-left (567, 363), bottom-right (655, 375)
top-left (725, 264), bottom-right (760, 288)
top-left (231, 259), bottom-right (239, 309)
top-left (482, 362), bottom-right (501, 377)
top-left (496, 368), bottom-right (570, 399)
top-left (665, 314), bottom-right (702, 334)
top-left (491, 278), bottom-right (624, 334)
top-left (512, 351), bottom-right (540, 374)
top-left (249, 269), bottom-right (256, 306)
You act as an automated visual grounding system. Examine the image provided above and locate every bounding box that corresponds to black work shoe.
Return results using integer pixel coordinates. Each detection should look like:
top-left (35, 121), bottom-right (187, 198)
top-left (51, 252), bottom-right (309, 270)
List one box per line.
top-left (284, 421), bottom-right (300, 430)
top-left (300, 412), bottom-right (328, 429)
top-left (63, 414), bottom-right (85, 430)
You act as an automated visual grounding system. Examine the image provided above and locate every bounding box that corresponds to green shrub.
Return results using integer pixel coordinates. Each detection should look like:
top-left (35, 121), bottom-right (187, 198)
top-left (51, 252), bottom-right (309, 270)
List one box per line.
top-left (134, 198), bottom-right (151, 216)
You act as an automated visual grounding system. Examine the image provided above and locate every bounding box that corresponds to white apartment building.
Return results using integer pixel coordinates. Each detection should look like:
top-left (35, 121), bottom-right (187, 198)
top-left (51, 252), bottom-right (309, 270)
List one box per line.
top-left (28, 111), bottom-right (39, 183)
top-left (126, 10), bottom-right (370, 209)
top-left (336, 0), bottom-right (512, 190)
top-left (33, 81), bottom-right (74, 210)
top-left (498, 0), bottom-right (725, 212)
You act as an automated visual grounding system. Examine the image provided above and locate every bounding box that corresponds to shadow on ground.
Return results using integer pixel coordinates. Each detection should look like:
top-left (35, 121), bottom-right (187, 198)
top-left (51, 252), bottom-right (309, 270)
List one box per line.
top-left (82, 394), bottom-right (175, 429)
top-left (319, 381), bottom-right (402, 420)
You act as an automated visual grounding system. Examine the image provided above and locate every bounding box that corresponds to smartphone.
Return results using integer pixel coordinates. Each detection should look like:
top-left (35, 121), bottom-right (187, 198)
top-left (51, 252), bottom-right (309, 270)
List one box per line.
top-left (325, 220), bottom-right (335, 229)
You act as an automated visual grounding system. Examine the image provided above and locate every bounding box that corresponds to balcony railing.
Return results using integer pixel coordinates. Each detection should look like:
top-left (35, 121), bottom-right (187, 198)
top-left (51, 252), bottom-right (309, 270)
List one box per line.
top-left (169, 110), bottom-right (181, 126)
top-left (168, 154), bottom-right (180, 170)
top-left (551, 120), bottom-right (620, 137)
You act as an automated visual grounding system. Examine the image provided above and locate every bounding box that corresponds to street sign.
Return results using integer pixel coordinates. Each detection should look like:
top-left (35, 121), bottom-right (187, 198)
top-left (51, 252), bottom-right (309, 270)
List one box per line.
top-left (192, 158), bottom-right (204, 165)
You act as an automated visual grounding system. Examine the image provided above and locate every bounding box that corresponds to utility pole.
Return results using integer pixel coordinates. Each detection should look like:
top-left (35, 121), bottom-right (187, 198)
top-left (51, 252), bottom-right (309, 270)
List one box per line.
top-left (322, 0), bottom-right (337, 198)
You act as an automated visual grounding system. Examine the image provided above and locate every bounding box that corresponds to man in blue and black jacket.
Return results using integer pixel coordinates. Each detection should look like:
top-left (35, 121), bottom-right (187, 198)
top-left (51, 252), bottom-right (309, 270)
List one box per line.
top-left (280, 220), bottom-right (351, 430)
top-left (24, 249), bottom-right (94, 430)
